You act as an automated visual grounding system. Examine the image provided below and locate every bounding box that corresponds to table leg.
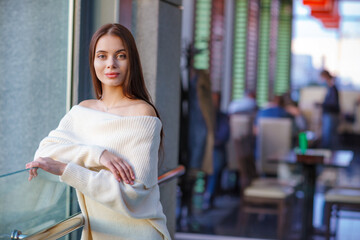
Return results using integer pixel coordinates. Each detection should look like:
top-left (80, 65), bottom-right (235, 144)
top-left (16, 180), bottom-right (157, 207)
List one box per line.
top-left (301, 163), bottom-right (317, 240)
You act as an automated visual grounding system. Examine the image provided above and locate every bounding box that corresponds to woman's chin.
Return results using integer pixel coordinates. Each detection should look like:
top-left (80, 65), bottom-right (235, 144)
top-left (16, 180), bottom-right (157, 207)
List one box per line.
top-left (101, 80), bottom-right (124, 87)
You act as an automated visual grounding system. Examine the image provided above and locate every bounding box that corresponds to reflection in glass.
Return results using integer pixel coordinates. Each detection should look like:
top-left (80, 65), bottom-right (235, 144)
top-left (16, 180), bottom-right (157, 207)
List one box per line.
top-left (0, 170), bottom-right (68, 238)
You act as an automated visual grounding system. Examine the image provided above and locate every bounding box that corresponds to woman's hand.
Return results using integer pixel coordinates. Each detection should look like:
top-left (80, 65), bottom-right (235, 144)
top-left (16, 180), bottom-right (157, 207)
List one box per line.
top-left (26, 157), bottom-right (67, 181)
top-left (100, 150), bottom-right (135, 184)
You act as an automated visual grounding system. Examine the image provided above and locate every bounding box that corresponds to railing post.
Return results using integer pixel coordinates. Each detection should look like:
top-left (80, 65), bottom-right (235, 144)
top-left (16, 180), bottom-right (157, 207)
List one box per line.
top-left (11, 230), bottom-right (26, 239)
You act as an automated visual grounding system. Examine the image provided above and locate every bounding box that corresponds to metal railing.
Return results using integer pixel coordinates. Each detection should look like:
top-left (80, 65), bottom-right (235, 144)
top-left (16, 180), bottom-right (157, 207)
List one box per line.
top-left (10, 165), bottom-right (185, 240)
top-left (158, 165), bottom-right (185, 185)
top-left (11, 213), bottom-right (84, 240)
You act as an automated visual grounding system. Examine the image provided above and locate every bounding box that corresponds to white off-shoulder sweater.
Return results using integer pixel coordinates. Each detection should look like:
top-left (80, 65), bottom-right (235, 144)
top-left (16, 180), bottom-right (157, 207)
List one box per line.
top-left (34, 105), bottom-right (171, 240)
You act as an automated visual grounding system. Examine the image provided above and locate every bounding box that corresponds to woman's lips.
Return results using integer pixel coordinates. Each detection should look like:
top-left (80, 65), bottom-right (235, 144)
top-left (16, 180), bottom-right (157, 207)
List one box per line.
top-left (105, 73), bottom-right (119, 78)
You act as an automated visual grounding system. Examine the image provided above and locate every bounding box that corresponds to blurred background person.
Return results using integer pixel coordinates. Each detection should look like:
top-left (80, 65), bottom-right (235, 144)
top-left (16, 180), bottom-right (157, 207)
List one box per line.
top-left (319, 69), bottom-right (340, 149)
top-left (203, 92), bottom-right (230, 210)
top-left (228, 90), bottom-right (257, 115)
top-left (283, 92), bottom-right (308, 138)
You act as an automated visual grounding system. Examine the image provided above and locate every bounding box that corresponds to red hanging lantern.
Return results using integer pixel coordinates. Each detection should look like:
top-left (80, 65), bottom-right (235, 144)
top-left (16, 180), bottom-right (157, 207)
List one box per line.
top-left (319, 10), bottom-right (340, 29)
top-left (303, 0), bottom-right (332, 11)
top-left (311, 0), bottom-right (337, 19)
top-left (304, 0), bottom-right (340, 29)
top-left (322, 19), bottom-right (340, 29)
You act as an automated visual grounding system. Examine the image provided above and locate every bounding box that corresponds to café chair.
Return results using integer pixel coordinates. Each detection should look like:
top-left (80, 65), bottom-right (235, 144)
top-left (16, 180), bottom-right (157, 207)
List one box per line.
top-left (324, 187), bottom-right (360, 240)
top-left (241, 184), bottom-right (294, 239)
top-left (252, 118), bottom-right (303, 187)
top-left (240, 118), bottom-right (298, 239)
top-left (228, 113), bottom-right (257, 190)
top-left (257, 118), bottom-right (293, 177)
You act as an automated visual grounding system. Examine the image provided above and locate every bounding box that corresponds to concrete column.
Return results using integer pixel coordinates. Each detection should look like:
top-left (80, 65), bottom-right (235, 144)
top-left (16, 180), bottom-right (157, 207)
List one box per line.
top-left (134, 0), bottom-right (182, 238)
top-left (93, 0), bottom-right (119, 30)
top-left (222, 0), bottom-right (235, 111)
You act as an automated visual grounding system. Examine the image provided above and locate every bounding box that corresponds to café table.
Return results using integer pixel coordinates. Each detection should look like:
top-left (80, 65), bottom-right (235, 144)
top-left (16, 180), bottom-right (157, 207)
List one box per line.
top-left (268, 149), bottom-right (353, 240)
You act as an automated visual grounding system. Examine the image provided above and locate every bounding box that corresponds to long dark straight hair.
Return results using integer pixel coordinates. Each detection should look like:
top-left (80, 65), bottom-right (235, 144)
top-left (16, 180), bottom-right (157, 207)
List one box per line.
top-left (89, 23), bottom-right (164, 156)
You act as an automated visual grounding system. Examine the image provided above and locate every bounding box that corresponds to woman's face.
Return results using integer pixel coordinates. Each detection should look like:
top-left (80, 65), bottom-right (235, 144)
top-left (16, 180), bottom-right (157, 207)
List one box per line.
top-left (94, 34), bottom-right (128, 88)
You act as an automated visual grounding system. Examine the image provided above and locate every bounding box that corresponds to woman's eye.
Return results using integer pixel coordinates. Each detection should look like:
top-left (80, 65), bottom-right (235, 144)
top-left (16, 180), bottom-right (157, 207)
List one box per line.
top-left (117, 54), bottom-right (126, 59)
top-left (97, 54), bottom-right (106, 59)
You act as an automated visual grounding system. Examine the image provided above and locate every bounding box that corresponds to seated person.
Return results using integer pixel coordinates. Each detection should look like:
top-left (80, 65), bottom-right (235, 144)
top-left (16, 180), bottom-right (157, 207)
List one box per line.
top-left (254, 95), bottom-right (292, 134)
top-left (254, 95), bottom-right (308, 148)
top-left (283, 92), bottom-right (308, 132)
top-left (228, 90), bottom-right (257, 115)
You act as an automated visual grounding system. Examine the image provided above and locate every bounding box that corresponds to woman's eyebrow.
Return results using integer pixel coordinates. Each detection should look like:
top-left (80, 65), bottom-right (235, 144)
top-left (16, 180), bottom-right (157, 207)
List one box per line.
top-left (96, 49), bottom-right (126, 54)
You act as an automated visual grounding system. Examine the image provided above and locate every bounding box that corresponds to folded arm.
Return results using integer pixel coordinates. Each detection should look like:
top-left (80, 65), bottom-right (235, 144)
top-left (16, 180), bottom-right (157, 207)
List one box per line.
top-left (60, 162), bottom-right (160, 219)
top-left (32, 113), bottom-right (134, 183)
top-left (34, 113), bottom-right (105, 167)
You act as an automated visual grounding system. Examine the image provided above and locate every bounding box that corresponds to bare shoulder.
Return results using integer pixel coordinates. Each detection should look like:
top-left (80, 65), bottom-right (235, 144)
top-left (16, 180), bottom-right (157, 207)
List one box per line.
top-left (78, 99), bottom-right (99, 109)
top-left (132, 100), bottom-right (157, 117)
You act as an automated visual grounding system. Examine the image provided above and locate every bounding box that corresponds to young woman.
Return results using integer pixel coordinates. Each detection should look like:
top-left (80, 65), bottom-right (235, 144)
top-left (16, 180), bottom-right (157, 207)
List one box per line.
top-left (26, 23), bottom-right (170, 240)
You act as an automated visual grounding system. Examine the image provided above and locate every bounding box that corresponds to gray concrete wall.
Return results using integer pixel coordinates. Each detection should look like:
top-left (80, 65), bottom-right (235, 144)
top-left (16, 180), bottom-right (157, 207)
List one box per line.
top-left (134, 1), bottom-right (160, 102)
top-left (0, 0), bottom-right (70, 234)
top-left (0, 0), bottom-right (69, 174)
top-left (223, 0), bottom-right (235, 112)
top-left (134, 0), bottom-right (182, 238)
top-left (93, 0), bottom-right (119, 30)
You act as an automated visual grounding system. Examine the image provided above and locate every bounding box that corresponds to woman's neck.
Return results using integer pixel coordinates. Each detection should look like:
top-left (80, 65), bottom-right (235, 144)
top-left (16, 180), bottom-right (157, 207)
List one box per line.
top-left (100, 85), bottom-right (128, 107)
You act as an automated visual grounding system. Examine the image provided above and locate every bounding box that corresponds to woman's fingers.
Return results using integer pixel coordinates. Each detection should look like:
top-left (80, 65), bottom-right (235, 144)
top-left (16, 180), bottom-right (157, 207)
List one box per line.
top-left (25, 157), bottom-right (66, 179)
top-left (26, 162), bottom-right (39, 181)
top-left (112, 162), bottom-right (124, 182)
top-left (28, 167), bottom-right (34, 181)
top-left (107, 164), bottom-right (121, 182)
top-left (114, 162), bottom-right (133, 184)
top-left (122, 161), bottom-right (135, 180)
top-left (30, 168), bottom-right (38, 181)
top-left (119, 162), bottom-right (134, 183)
top-left (98, 151), bottom-right (135, 184)
top-left (32, 167), bottom-right (38, 177)
top-left (116, 163), bottom-right (131, 185)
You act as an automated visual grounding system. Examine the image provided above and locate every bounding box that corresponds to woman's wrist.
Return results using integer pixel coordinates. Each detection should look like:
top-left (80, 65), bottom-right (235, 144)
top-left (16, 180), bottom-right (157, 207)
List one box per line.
top-left (59, 162), bottom-right (67, 175)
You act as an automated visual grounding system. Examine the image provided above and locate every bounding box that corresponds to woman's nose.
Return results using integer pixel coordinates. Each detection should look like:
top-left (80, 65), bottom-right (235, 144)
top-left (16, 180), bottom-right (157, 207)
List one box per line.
top-left (106, 57), bottom-right (117, 68)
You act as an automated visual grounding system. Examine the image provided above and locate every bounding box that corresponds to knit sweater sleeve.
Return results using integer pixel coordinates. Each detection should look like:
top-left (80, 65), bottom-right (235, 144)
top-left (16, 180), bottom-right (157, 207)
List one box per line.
top-left (34, 110), bottom-right (105, 167)
top-left (60, 162), bottom-right (162, 219)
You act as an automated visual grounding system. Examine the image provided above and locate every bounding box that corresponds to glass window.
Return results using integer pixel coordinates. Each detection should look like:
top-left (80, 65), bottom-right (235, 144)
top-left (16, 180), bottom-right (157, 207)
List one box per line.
top-left (292, 0), bottom-right (360, 89)
top-left (0, 0), bottom-right (71, 236)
